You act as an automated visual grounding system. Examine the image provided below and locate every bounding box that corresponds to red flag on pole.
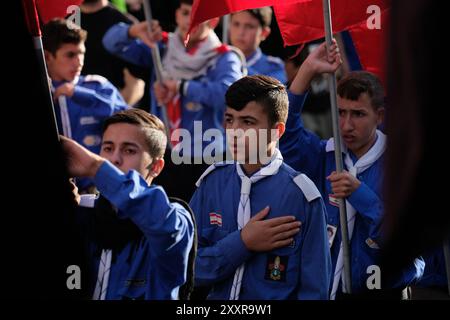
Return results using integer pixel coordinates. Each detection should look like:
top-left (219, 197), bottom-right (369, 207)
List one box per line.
top-left (36, 0), bottom-right (83, 24)
top-left (272, 0), bottom-right (390, 83)
top-left (273, 0), bottom-right (389, 46)
top-left (189, 0), bottom-right (310, 34)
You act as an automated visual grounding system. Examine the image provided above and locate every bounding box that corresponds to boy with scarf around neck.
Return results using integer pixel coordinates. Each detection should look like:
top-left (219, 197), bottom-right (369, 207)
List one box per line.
top-left (280, 41), bottom-right (424, 299)
top-left (43, 19), bottom-right (129, 156)
top-left (61, 109), bottom-right (194, 300)
top-left (43, 18), bottom-right (129, 192)
top-left (189, 75), bottom-right (331, 300)
top-left (102, 0), bottom-right (244, 155)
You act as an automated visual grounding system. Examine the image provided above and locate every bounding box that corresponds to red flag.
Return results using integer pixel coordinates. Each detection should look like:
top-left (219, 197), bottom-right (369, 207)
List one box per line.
top-left (273, 0), bottom-right (389, 46)
top-left (189, 0), bottom-right (310, 34)
top-left (349, 8), bottom-right (389, 85)
top-left (36, 0), bottom-right (83, 24)
top-left (273, 0), bottom-right (390, 82)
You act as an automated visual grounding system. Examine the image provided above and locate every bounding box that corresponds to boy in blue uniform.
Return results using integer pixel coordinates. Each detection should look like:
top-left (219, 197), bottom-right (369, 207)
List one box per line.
top-left (61, 109), bottom-right (194, 299)
top-left (190, 75), bottom-right (331, 300)
top-left (103, 0), bottom-right (244, 155)
top-left (43, 18), bottom-right (128, 155)
top-left (280, 41), bottom-right (424, 299)
top-left (229, 7), bottom-right (287, 84)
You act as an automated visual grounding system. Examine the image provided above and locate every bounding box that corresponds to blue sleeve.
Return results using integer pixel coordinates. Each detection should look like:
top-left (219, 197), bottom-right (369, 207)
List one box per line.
top-left (184, 51), bottom-right (243, 111)
top-left (348, 181), bottom-right (383, 243)
top-left (270, 64), bottom-right (287, 85)
top-left (94, 161), bottom-right (194, 287)
top-left (102, 22), bottom-right (154, 68)
top-left (297, 197), bottom-right (332, 300)
top-left (190, 182), bottom-right (253, 286)
top-left (417, 246), bottom-right (448, 287)
top-left (72, 80), bottom-right (129, 113)
top-left (279, 92), bottom-right (326, 181)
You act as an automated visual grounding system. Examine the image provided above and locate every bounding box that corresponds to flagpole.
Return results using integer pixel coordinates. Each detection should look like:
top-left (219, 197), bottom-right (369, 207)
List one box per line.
top-left (222, 14), bottom-right (230, 44)
top-left (142, 0), bottom-right (171, 144)
top-left (322, 0), bottom-right (352, 294)
top-left (22, 0), bottom-right (60, 141)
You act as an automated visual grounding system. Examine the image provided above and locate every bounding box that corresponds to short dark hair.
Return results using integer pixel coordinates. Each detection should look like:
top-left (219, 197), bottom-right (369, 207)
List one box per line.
top-left (225, 75), bottom-right (288, 125)
top-left (102, 109), bottom-right (167, 159)
top-left (42, 18), bottom-right (87, 55)
top-left (337, 71), bottom-right (385, 110)
top-left (235, 7), bottom-right (273, 28)
top-left (180, 0), bottom-right (193, 6)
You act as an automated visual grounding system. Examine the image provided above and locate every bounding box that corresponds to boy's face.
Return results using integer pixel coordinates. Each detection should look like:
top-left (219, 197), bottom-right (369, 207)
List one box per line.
top-left (176, 3), bottom-right (213, 44)
top-left (224, 101), bottom-right (281, 164)
top-left (100, 123), bottom-right (153, 181)
top-left (229, 11), bottom-right (269, 57)
top-left (175, 4), bottom-right (192, 39)
top-left (338, 93), bottom-right (384, 158)
top-left (46, 42), bottom-right (85, 82)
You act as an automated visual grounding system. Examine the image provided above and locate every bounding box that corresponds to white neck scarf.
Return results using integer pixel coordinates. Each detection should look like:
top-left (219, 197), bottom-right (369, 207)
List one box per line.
top-left (162, 29), bottom-right (222, 80)
top-left (330, 130), bottom-right (386, 299)
top-left (51, 77), bottom-right (80, 138)
top-left (229, 149), bottom-right (284, 300)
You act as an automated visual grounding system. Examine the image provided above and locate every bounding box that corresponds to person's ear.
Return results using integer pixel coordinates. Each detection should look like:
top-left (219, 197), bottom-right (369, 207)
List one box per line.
top-left (148, 158), bottom-right (165, 178)
top-left (272, 122), bottom-right (286, 140)
top-left (260, 27), bottom-right (271, 41)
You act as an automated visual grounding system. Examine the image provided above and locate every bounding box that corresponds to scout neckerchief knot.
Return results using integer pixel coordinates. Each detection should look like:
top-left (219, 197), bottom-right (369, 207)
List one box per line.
top-left (329, 130), bottom-right (386, 300)
top-left (229, 148), bottom-right (284, 300)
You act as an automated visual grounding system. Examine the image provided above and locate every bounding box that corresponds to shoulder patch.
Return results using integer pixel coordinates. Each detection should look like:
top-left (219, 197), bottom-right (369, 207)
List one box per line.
top-left (266, 55), bottom-right (284, 66)
top-left (293, 174), bottom-right (321, 202)
top-left (195, 161), bottom-right (234, 187)
top-left (83, 74), bottom-right (108, 84)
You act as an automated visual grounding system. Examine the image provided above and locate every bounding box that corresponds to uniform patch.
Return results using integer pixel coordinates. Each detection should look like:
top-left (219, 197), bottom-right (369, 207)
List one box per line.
top-left (209, 212), bottom-right (222, 226)
top-left (185, 102), bottom-right (203, 112)
top-left (327, 224), bottom-right (337, 248)
top-left (329, 194), bottom-right (340, 207)
top-left (80, 116), bottom-right (99, 126)
top-left (83, 135), bottom-right (101, 147)
top-left (366, 238), bottom-right (380, 249)
top-left (265, 255), bottom-right (287, 282)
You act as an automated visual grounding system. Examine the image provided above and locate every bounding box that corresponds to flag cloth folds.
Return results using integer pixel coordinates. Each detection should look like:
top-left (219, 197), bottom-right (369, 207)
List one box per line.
top-left (272, 0), bottom-right (390, 84)
top-left (189, 0), bottom-right (310, 34)
top-left (349, 7), bottom-right (389, 85)
top-left (273, 0), bottom-right (389, 46)
top-left (36, 0), bottom-right (83, 23)
top-left (189, 0), bottom-right (390, 82)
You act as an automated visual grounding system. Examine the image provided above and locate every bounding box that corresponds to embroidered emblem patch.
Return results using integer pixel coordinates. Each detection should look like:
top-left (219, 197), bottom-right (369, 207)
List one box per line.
top-left (209, 212), bottom-right (222, 226)
top-left (265, 255), bottom-right (288, 282)
top-left (329, 194), bottom-right (340, 207)
top-left (83, 135), bottom-right (101, 147)
top-left (185, 102), bottom-right (203, 112)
